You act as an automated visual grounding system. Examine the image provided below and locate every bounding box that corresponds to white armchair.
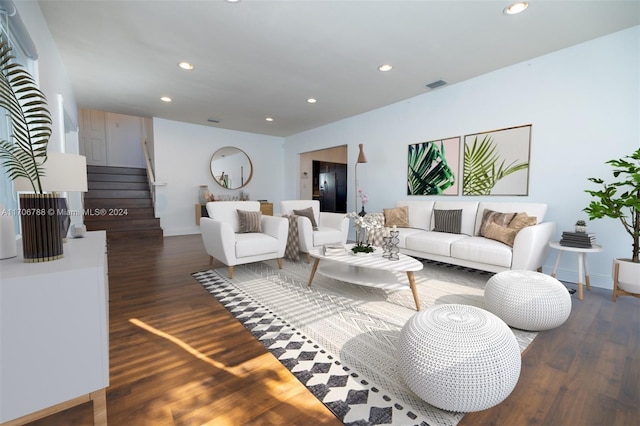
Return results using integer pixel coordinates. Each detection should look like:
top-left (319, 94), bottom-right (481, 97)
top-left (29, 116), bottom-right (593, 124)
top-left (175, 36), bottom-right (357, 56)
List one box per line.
top-left (280, 200), bottom-right (349, 263)
top-left (201, 201), bottom-right (288, 278)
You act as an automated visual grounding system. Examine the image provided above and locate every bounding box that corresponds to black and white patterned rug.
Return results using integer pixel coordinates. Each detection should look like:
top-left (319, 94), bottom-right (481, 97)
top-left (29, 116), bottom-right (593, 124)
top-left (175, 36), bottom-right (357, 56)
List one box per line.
top-left (192, 259), bottom-right (537, 426)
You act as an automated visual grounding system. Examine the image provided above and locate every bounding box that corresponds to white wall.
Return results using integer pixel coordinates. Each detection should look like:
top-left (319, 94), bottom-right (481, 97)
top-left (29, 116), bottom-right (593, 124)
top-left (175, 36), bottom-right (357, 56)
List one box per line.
top-left (284, 26), bottom-right (640, 289)
top-left (152, 118), bottom-right (284, 236)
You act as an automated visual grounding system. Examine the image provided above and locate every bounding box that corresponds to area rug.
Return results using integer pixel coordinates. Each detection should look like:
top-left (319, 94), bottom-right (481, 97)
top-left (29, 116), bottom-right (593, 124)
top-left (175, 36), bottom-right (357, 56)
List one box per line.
top-left (192, 259), bottom-right (537, 426)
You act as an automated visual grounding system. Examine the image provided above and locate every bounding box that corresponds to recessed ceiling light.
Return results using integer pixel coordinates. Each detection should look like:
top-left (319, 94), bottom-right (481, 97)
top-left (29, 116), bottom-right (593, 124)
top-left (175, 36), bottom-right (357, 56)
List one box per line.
top-left (378, 64), bottom-right (393, 72)
top-left (307, 98), bottom-right (317, 104)
top-left (225, 0), bottom-right (241, 3)
top-left (160, 96), bottom-right (172, 102)
top-left (504, 2), bottom-right (528, 15)
top-left (178, 62), bottom-right (194, 70)
top-left (265, 117), bottom-right (274, 122)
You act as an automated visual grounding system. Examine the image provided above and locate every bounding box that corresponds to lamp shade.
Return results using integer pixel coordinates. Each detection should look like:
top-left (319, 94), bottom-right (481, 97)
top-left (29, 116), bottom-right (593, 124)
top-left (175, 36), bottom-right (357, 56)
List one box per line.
top-left (357, 143), bottom-right (367, 164)
top-left (14, 152), bottom-right (88, 193)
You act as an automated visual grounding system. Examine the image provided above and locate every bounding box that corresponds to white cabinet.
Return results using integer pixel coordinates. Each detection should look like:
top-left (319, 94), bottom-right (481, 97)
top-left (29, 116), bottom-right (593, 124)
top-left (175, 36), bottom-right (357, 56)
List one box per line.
top-left (0, 231), bottom-right (109, 425)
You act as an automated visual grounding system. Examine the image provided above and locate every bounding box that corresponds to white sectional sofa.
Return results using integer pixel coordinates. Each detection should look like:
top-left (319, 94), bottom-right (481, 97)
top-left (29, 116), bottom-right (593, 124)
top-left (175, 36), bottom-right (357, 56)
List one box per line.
top-left (386, 200), bottom-right (556, 273)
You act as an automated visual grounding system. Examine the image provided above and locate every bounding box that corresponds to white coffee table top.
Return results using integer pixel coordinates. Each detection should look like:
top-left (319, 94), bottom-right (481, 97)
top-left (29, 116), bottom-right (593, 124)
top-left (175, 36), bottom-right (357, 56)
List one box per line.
top-left (309, 244), bottom-right (424, 272)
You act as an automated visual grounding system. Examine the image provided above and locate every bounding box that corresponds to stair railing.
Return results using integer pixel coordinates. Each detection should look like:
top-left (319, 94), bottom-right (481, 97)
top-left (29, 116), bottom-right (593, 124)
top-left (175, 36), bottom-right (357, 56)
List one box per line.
top-left (140, 138), bottom-right (166, 215)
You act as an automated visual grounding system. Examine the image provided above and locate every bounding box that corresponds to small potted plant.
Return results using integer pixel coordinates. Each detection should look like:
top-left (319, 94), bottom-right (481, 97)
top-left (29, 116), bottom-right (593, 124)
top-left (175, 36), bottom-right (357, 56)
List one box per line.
top-left (574, 220), bottom-right (587, 233)
top-left (584, 148), bottom-right (640, 301)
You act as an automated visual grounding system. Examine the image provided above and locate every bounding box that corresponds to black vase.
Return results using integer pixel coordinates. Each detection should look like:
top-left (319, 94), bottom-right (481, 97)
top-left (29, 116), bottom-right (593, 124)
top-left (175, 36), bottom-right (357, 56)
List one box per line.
top-left (359, 206), bottom-right (366, 217)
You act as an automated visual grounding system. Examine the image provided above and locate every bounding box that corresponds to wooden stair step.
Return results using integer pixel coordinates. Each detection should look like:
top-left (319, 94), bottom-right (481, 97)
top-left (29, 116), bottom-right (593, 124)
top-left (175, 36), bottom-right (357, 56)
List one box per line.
top-left (85, 189), bottom-right (151, 199)
top-left (88, 181), bottom-right (149, 191)
top-left (87, 166), bottom-right (146, 176)
top-left (83, 207), bottom-right (155, 221)
top-left (87, 173), bottom-right (148, 183)
top-left (84, 198), bottom-right (153, 209)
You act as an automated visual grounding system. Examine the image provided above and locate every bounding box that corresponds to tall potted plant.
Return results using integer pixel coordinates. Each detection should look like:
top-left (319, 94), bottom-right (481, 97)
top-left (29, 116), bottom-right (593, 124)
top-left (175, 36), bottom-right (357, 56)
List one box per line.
top-left (0, 35), bottom-right (61, 262)
top-left (583, 148), bottom-right (640, 301)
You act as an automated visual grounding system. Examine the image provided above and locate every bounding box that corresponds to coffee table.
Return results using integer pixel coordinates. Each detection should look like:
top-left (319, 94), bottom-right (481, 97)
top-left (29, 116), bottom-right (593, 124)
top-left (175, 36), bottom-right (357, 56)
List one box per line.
top-left (308, 245), bottom-right (424, 310)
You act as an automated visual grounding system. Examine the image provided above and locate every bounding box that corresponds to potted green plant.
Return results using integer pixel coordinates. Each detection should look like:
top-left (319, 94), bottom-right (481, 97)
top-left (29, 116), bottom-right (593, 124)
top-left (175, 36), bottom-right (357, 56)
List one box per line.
top-left (574, 220), bottom-right (587, 233)
top-left (0, 36), bottom-right (59, 262)
top-left (583, 148), bottom-right (640, 301)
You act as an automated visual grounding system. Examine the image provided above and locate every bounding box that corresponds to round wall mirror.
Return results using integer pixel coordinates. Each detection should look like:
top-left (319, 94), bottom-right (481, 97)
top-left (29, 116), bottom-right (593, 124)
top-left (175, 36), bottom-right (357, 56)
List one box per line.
top-left (210, 146), bottom-right (253, 189)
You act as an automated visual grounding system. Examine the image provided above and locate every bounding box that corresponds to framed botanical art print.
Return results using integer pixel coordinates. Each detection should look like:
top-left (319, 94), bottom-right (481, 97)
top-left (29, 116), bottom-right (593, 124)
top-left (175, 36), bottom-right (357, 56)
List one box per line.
top-left (462, 124), bottom-right (532, 196)
top-left (407, 137), bottom-right (460, 195)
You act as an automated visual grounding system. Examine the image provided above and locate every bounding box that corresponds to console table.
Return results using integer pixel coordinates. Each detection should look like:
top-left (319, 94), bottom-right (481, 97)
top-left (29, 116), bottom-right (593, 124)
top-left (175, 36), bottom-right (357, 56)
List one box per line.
top-left (0, 231), bottom-right (109, 425)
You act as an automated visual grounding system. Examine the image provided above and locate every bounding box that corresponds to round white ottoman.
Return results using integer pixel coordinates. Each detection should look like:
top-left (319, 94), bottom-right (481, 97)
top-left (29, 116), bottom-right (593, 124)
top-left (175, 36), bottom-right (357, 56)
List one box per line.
top-left (397, 304), bottom-right (521, 413)
top-left (485, 270), bottom-right (572, 331)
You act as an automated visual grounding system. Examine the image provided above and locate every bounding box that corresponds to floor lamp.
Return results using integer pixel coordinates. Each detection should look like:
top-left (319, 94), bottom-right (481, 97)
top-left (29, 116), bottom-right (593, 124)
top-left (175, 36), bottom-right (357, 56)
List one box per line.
top-left (354, 143), bottom-right (368, 212)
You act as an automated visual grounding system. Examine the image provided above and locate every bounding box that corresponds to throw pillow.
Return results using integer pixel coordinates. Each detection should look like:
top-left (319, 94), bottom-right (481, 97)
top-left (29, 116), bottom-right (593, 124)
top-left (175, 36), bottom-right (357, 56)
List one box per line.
top-left (383, 206), bottom-right (409, 228)
top-left (293, 207), bottom-right (318, 231)
top-left (479, 209), bottom-right (517, 236)
top-left (237, 209), bottom-right (262, 233)
top-left (508, 212), bottom-right (538, 230)
top-left (433, 209), bottom-right (462, 234)
top-left (484, 222), bottom-right (519, 247)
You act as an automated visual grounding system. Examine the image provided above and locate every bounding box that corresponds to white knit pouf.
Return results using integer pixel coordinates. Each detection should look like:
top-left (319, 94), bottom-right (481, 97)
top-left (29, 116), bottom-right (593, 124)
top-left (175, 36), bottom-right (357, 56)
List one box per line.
top-left (397, 304), bottom-right (521, 413)
top-left (485, 270), bottom-right (572, 331)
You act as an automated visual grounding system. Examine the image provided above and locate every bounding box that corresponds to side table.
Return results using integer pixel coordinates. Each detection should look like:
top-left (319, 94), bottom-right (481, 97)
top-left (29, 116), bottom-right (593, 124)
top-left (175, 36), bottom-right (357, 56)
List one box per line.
top-left (549, 241), bottom-right (603, 300)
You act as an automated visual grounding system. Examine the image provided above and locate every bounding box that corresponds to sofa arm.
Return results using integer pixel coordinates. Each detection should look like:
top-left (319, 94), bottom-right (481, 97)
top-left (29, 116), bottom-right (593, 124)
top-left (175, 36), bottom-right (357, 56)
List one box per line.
top-left (511, 221), bottom-right (556, 271)
top-left (201, 217), bottom-right (237, 265)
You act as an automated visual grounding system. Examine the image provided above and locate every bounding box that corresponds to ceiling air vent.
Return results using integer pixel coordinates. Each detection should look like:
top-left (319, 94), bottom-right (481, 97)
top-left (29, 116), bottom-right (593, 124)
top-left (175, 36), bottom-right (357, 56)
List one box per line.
top-left (426, 80), bottom-right (447, 90)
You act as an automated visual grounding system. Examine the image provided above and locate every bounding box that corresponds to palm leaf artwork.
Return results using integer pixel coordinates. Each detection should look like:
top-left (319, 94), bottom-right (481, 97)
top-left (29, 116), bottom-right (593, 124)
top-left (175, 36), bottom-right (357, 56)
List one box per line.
top-left (407, 141), bottom-right (455, 195)
top-left (463, 135), bottom-right (528, 195)
top-left (0, 35), bottom-right (52, 194)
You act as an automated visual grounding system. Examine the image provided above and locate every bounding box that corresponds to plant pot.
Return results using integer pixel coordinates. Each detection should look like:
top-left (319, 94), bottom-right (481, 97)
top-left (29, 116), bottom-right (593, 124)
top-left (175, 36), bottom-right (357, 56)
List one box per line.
top-left (612, 258), bottom-right (640, 301)
top-left (19, 194), bottom-right (64, 262)
top-left (575, 225), bottom-right (587, 233)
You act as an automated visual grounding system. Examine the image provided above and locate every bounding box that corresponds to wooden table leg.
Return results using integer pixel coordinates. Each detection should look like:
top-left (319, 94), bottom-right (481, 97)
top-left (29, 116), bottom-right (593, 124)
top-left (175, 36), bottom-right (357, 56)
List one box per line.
top-left (91, 388), bottom-right (107, 426)
top-left (583, 252), bottom-right (592, 292)
top-left (407, 271), bottom-right (420, 311)
top-left (577, 253), bottom-right (585, 300)
top-left (308, 258), bottom-right (320, 286)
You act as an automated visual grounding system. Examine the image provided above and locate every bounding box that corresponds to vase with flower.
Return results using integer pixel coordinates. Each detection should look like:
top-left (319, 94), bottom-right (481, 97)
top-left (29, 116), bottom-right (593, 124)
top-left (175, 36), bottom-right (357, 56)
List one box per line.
top-left (345, 210), bottom-right (383, 254)
top-left (357, 188), bottom-right (368, 217)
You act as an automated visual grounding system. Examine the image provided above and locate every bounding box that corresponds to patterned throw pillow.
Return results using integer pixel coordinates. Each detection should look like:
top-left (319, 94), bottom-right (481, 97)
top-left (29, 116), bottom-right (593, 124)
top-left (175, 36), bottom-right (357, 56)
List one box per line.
top-left (293, 207), bottom-right (318, 231)
top-left (508, 212), bottom-right (538, 230)
top-left (433, 209), bottom-right (462, 234)
top-left (484, 222), bottom-right (519, 246)
top-left (383, 206), bottom-right (409, 227)
top-left (479, 209), bottom-right (517, 236)
top-left (237, 209), bottom-right (262, 233)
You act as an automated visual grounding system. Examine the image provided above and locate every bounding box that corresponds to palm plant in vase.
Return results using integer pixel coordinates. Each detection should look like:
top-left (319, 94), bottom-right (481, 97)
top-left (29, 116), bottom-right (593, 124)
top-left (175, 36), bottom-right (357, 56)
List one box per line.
top-left (0, 35), bottom-right (59, 262)
top-left (583, 148), bottom-right (640, 301)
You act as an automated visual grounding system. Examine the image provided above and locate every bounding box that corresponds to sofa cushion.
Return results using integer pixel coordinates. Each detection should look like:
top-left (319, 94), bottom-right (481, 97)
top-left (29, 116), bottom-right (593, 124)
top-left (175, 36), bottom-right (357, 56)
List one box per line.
top-left (484, 222), bottom-right (519, 246)
top-left (294, 207), bottom-right (318, 230)
top-left (235, 232), bottom-right (278, 257)
top-left (396, 200), bottom-right (435, 230)
top-left (237, 209), bottom-right (262, 233)
top-left (451, 237), bottom-right (513, 268)
top-left (384, 206), bottom-right (409, 227)
top-left (406, 231), bottom-right (467, 257)
top-left (433, 209), bottom-right (462, 234)
top-left (313, 227), bottom-right (343, 246)
top-left (479, 209), bottom-right (517, 236)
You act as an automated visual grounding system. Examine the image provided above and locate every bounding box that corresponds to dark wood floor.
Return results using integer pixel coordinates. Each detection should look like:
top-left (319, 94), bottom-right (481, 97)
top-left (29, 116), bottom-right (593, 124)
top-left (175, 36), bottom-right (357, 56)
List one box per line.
top-left (27, 235), bottom-right (638, 426)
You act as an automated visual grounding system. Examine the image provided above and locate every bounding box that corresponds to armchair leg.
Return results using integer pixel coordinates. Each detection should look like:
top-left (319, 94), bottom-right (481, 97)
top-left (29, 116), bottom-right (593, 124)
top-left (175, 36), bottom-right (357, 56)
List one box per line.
top-left (228, 266), bottom-right (234, 279)
top-left (306, 253), bottom-right (311, 264)
top-left (209, 256), bottom-right (213, 265)
top-left (277, 258), bottom-right (283, 269)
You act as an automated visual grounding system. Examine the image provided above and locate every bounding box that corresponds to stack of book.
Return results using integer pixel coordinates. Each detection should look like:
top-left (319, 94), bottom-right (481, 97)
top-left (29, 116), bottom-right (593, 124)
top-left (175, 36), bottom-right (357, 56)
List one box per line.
top-left (323, 245), bottom-right (346, 256)
top-left (560, 231), bottom-right (596, 248)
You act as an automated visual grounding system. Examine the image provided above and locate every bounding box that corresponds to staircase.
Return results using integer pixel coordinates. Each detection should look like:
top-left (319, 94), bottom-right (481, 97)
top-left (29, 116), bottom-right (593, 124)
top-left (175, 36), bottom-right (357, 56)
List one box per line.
top-left (84, 166), bottom-right (163, 242)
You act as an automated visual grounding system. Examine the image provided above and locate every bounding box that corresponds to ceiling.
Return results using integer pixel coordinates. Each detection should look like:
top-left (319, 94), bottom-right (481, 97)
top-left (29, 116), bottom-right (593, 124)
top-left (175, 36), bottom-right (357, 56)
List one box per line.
top-left (38, 1), bottom-right (639, 137)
